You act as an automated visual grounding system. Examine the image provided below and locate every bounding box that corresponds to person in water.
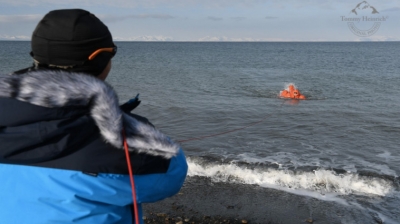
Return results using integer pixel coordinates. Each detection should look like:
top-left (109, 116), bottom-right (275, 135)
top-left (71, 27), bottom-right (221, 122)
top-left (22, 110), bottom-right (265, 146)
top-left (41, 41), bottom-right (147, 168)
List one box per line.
top-left (280, 84), bottom-right (306, 99)
top-left (0, 9), bottom-right (187, 224)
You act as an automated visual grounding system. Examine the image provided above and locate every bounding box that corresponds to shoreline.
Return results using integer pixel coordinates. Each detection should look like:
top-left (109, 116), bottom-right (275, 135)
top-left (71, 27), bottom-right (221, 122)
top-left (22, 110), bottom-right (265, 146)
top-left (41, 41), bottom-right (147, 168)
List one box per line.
top-left (143, 176), bottom-right (382, 224)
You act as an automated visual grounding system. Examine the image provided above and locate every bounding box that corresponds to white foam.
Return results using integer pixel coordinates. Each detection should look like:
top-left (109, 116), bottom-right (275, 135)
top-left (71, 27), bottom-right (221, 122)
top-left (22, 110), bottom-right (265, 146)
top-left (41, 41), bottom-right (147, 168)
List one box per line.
top-left (376, 212), bottom-right (399, 224)
top-left (283, 82), bottom-right (297, 91)
top-left (237, 151), bottom-right (398, 177)
top-left (187, 158), bottom-right (394, 198)
top-left (377, 151), bottom-right (391, 158)
top-left (356, 159), bottom-right (398, 177)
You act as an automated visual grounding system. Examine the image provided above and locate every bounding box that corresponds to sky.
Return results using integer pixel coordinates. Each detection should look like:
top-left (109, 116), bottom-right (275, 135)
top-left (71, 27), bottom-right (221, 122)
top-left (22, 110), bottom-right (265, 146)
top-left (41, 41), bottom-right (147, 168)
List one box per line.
top-left (0, 0), bottom-right (399, 41)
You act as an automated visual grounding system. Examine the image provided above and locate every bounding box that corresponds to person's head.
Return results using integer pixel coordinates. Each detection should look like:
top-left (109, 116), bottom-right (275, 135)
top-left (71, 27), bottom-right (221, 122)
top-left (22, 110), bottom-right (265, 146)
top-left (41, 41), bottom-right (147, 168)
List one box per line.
top-left (15, 9), bottom-right (116, 80)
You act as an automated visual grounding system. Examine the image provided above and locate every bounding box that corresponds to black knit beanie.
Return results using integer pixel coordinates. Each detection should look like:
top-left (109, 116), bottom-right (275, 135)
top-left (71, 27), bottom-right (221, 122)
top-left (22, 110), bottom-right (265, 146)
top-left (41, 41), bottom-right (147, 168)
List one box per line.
top-left (30, 9), bottom-right (115, 76)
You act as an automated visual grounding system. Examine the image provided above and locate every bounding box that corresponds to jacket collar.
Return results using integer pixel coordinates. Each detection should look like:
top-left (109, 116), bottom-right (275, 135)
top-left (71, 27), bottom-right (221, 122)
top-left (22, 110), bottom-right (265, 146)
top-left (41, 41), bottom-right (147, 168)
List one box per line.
top-left (0, 71), bottom-right (179, 158)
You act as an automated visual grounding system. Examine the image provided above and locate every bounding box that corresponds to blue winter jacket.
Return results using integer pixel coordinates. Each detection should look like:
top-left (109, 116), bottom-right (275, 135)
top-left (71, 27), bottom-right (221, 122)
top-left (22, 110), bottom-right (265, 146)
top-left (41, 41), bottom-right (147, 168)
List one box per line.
top-left (0, 71), bottom-right (188, 224)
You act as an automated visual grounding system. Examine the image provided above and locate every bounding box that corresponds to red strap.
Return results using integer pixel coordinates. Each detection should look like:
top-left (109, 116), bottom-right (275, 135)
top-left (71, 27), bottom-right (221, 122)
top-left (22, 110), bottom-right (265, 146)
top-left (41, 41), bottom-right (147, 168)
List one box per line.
top-left (122, 129), bottom-right (140, 224)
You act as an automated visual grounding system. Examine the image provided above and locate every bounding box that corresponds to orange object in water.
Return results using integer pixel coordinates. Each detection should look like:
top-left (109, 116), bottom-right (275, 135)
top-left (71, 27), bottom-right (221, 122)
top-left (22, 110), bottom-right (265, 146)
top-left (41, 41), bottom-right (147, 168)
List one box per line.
top-left (280, 84), bottom-right (306, 99)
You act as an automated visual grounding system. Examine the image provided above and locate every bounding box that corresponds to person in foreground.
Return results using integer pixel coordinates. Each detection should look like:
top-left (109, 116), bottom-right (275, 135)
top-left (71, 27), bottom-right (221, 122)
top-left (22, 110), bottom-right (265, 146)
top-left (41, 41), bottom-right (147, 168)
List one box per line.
top-left (0, 9), bottom-right (187, 224)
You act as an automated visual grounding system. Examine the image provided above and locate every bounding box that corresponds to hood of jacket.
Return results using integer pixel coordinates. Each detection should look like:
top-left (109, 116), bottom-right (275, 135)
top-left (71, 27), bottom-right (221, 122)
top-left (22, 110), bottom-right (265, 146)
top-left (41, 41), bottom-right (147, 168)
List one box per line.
top-left (0, 71), bottom-right (179, 159)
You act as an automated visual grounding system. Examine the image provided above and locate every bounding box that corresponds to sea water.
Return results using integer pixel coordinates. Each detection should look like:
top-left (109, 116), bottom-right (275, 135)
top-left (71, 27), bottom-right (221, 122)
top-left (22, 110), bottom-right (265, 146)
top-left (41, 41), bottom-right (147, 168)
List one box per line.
top-left (2, 41), bottom-right (399, 222)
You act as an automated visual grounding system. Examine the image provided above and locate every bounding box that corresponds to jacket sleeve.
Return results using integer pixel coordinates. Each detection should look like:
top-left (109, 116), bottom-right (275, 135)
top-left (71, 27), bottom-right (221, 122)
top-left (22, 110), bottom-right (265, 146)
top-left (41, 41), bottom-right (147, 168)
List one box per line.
top-left (134, 148), bottom-right (188, 203)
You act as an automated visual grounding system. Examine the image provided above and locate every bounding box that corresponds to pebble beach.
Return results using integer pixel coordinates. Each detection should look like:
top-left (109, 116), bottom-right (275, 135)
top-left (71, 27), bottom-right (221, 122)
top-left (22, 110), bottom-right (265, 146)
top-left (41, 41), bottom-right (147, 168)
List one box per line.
top-left (143, 176), bottom-right (385, 224)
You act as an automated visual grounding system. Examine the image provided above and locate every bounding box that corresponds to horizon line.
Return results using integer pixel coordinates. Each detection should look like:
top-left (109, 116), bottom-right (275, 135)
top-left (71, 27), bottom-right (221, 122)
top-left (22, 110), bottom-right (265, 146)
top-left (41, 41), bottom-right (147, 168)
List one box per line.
top-left (1, 40), bottom-right (400, 43)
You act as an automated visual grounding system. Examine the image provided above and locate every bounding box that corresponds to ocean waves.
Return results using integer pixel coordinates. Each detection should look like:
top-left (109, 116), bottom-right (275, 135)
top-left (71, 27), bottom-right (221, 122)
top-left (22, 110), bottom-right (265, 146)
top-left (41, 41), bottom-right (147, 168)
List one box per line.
top-left (187, 157), bottom-right (396, 198)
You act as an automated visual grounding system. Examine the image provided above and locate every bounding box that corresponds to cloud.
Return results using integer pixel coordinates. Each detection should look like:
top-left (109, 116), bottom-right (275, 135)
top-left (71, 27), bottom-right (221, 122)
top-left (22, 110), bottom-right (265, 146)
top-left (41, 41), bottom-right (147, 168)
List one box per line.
top-left (0, 35), bottom-right (30, 40)
top-left (197, 36), bottom-right (291, 42)
top-left (381, 7), bottom-right (400, 12)
top-left (231, 17), bottom-right (246, 21)
top-left (113, 35), bottom-right (173, 41)
top-left (0, 0), bottom-right (358, 9)
top-left (356, 36), bottom-right (400, 42)
top-left (0, 0), bottom-right (269, 8)
top-left (265, 16), bottom-right (278, 19)
top-left (197, 36), bottom-right (400, 42)
top-left (99, 14), bottom-right (175, 23)
top-left (207, 16), bottom-right (223, 21)
top-left (0, 14), bottom-right (43, 23)
top-left (0, 13), bottom-right (174, 25)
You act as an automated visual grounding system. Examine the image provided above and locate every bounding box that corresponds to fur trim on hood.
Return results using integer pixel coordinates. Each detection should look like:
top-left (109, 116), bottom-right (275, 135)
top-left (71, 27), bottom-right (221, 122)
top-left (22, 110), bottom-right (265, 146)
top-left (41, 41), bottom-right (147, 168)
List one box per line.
top-left (0, 71), bottom-right (180, 159)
